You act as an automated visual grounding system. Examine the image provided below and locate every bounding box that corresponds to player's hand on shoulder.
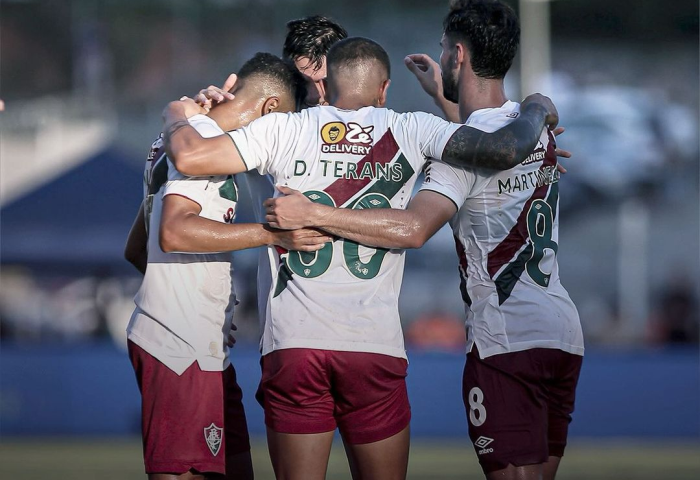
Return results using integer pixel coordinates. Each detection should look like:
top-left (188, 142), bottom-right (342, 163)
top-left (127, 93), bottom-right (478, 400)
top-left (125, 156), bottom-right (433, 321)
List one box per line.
top-left (552, 127), bottom-right (572, 174)
top-left (404, 54), bottom-right (442, 99)
top-left (273, 227), bottom-right (334, 252)
top-left (521, 93), bottom-right (559, 129)
top-left (163, 96), bottom-right (207, 120)
top-left (264, 185), bottom-right (316, 230)
top-left (194, 74), bottom-right (237, 112)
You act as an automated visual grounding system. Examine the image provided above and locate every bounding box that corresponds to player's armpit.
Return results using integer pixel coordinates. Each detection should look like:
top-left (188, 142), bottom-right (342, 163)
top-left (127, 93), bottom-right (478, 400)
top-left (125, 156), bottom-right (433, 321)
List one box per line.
top-left (162, 99), bottom-right (247, 176)
top-left (124, 201), bottom-right (148, 275)
top-left (441, 94), bottom-right (557, 171)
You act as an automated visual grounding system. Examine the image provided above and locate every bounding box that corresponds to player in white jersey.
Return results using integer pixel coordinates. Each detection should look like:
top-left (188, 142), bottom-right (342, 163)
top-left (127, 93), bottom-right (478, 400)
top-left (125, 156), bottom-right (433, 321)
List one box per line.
top-left (264, 3), bottom-right (583, 480)
top-left (191, 16), bottom-right (350, 338)
top-left (162, 37), bottom-right (558, 480)
top-left (123, 53), bottom-right (332, 480)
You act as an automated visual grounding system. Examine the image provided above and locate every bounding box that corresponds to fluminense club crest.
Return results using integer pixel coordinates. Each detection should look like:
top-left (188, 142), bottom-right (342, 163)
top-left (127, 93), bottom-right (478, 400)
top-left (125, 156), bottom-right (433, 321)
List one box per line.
top-left (204, 423), bottom-right (223, 456)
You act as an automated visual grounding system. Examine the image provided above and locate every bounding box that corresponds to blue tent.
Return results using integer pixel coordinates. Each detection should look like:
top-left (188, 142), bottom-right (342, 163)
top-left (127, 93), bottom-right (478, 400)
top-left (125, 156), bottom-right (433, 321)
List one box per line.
top-left (1, 148), bottom-right (143, 272)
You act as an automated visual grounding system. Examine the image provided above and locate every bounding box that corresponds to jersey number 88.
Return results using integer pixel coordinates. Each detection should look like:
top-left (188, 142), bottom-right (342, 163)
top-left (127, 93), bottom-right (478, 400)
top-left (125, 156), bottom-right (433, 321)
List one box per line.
top-left (287, 191), bottom-right (391, 280)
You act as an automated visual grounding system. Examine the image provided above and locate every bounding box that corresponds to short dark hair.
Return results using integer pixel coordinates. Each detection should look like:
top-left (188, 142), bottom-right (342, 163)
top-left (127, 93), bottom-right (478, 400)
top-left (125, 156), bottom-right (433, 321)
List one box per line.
top-left (283, 15), bottom-right (348, 71)
top-left (443, 0), bottom-right (520, 79)
top-left (326, 37), bottom-right (391, 79)
top-left (237, 52), bottom-right (307, 108)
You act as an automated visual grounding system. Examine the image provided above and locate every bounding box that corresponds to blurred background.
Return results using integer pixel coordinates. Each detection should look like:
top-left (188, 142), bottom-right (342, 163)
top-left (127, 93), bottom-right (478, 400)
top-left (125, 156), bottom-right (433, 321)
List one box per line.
top-left (1, 0), bottom-right (698, 478)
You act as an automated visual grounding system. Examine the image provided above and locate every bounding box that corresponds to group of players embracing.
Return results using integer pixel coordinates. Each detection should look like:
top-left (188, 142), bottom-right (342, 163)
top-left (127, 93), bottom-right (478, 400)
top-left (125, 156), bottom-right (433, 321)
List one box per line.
top-left (124, 1), bottom-right (584, 479)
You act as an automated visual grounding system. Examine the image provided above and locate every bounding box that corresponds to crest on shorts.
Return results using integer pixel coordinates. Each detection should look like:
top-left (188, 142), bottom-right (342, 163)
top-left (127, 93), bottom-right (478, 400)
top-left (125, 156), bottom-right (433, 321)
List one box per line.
top-left (204, 423), bottom-right (223, 456)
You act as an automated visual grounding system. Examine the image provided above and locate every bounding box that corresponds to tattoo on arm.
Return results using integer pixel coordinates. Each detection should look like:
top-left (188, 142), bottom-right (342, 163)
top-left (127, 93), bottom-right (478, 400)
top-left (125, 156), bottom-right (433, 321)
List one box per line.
top-left (442, 103), bottom-right (547, 170)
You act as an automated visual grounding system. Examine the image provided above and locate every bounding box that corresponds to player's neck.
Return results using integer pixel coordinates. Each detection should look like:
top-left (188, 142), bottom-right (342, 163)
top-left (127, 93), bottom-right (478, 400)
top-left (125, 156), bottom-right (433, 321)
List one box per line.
top-left (207, 108), bottom-right (238, 132)
top-left (330, 94), bottom-right (376, 110)
top-left (458, 76), bottom-right (508, 122)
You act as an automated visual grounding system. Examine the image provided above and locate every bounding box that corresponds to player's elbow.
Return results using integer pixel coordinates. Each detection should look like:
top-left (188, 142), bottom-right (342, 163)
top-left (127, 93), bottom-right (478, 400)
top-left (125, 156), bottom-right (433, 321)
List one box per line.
top-left (159, 222), bottom-right (184, 253)
top-left (398, 220), bottom-right (430, 249)
top-left (169, 149), bottom-right (200, 176)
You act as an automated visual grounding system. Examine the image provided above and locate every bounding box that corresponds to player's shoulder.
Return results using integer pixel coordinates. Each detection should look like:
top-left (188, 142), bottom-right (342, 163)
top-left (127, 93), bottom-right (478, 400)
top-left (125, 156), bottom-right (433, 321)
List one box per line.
top-left (466, 100), bottom-right (521, 130)
top-left (187, 114), bottom-right (225, 136)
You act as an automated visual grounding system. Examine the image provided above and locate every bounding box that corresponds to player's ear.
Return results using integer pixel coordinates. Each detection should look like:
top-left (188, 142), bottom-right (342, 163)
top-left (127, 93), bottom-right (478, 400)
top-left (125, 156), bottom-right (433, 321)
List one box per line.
top-left (262, 96), bottom-right (280, 116)
top-left (455, 42), bottom-right (466, 66)
top-left (377, 79), bottom-right (391, 107)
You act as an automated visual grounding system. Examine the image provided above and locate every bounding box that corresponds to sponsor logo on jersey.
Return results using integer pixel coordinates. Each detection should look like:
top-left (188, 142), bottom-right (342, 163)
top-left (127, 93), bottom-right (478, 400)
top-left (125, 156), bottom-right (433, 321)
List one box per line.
top-left (474, 436), bottom-right (494, 455)
top-left (204, 423), bottom-right (223, 456)
top-left (522, 139), bottom-right (547, 166)
top-left (321, 121), bottom-right (374, 155)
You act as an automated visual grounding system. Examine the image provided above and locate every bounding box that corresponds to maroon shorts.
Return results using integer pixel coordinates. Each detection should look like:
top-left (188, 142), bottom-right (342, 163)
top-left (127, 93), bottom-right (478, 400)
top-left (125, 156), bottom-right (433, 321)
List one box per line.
top-left (128, 341), bottom-right (251, 475)
top-left (256, 348), bottom-right (410, 444)
top-left (462, 347), bottom-right (583, 474)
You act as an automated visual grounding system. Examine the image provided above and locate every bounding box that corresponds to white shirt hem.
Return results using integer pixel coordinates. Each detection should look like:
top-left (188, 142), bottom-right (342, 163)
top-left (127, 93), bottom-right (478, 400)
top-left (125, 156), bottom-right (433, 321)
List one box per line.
top-left (262, 339), bottom-right (407, 360)
top-left (468, 339), bottom-right (585, 358)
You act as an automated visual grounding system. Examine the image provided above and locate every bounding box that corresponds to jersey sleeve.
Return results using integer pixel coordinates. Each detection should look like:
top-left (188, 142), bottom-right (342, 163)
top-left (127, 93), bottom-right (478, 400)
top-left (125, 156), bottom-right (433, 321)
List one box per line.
top-left (144, 134), bottom-right (165, 198)
top-left (397, 111), bottom-right (461, 161)
top-left (226, 112), bottom-right (300, 176)
top-left (162, 159), bottom-right (210, 208)
top-left (419, 159), bottom-right (479, 209)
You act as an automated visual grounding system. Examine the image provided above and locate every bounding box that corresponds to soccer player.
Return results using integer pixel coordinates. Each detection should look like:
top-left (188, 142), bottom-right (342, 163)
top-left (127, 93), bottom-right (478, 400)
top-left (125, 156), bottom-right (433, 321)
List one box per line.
top-left (283, 15), bottom-right (348, 107)
top-left (264, 3), bottom-right (584, 480)
top-left (124, 53), bottom-right (331, 480)
top-left (192, 16), bottom-right (349, 328)
top-left (161, 37), bottom-right (557, 480)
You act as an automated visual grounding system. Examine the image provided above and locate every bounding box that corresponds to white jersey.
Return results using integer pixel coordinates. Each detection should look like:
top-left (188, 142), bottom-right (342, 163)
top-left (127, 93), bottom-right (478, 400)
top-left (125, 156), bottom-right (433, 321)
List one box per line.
top-left (234, 171), bottom-right (275, 340)
top-left (229, 105), bottom-right (460, 359)
top-left (420, 101), bottom-right (584, 359)
top-left (127, 115), bottom-right (238, 375)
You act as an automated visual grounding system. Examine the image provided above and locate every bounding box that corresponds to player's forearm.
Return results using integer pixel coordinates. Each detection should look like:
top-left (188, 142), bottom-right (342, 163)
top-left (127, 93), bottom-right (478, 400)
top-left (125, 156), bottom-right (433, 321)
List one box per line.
top-left (311, 204), bottom-right (426, 249)
top-left (162, 103), bottom-right (236, 177)
top-left (442, 102), bottom-right (547, 170)
top-left (160, 213), bottom-right (275, 253)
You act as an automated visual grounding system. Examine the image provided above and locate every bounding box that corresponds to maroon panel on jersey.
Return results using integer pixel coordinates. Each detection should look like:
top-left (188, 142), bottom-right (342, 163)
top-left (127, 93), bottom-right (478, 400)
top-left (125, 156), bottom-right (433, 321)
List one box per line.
top-left (462, 346), bottom-right (582, 474)
top-left (486, 132), bottom-right (557, 278)
top-left (324, 130), bottom-right (400, 207)
top-left (128, 341), bottom-right (250, 475)
top-left (257, 348), bottom-right (411, 444)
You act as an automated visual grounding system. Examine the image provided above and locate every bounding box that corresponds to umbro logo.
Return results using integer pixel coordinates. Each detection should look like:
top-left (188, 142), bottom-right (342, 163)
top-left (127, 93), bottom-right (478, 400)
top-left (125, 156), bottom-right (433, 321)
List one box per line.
top-left (474, 436), bottom-right (494, 448)
top-left (475, 436), bottom-right (494, 455)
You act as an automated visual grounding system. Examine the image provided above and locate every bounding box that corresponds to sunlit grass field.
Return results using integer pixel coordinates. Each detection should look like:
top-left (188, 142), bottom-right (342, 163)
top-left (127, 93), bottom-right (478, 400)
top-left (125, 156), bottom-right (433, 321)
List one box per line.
top-left (1, 437), bottom-right (699, 480)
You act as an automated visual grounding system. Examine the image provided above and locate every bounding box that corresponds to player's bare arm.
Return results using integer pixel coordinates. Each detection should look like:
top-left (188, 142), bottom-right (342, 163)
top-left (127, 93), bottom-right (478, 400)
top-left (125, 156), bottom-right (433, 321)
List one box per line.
top-left (160, 193), bottom-right (332, 254)
top-left (124, 200), bottom-right (148, 274)
top-left (265, 186), bottom-right (457, 249)
top-left (162, 98), bottom-right (248, 176)
top-left (441, 93), bottom-right (557, 170)
top-left (405, 53), bottom-right (461, 123)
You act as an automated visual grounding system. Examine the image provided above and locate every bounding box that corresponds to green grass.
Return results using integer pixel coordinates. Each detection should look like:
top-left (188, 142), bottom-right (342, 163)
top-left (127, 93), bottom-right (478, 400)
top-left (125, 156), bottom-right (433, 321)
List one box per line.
top-left (1, 437), bottom-right (698, 480)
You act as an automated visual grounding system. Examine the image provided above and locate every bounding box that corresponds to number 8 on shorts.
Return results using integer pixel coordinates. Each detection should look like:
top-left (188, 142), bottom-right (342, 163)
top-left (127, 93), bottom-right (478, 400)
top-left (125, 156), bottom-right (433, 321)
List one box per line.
top-left (468, 387), bottom-right (486, 427)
